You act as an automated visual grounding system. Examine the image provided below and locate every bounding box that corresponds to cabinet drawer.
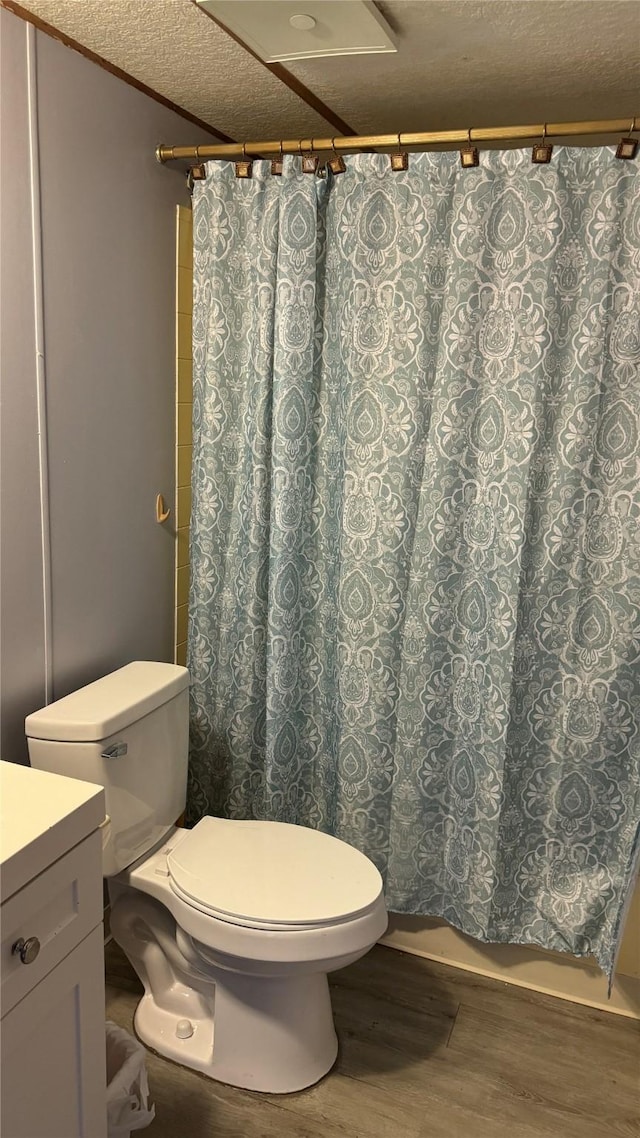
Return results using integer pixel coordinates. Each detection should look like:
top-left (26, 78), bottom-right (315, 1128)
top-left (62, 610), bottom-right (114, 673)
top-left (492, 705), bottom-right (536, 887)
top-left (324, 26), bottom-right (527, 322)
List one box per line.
top-left (1, 830), bottom-right (102, 1016)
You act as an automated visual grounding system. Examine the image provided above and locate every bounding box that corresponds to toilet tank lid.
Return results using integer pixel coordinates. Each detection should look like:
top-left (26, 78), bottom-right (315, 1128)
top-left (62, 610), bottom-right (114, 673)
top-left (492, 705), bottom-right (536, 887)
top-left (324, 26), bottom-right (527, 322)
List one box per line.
top-left (25, 662), bottom-right (189, 742)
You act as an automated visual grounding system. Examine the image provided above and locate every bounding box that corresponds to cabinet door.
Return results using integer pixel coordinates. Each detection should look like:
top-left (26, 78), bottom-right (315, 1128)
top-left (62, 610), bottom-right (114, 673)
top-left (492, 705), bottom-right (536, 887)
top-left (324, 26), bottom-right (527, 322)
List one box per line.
top-left (1, 925), bottom-right (107, 1138)
top-left (2, 831), bottom-right (103, 1017)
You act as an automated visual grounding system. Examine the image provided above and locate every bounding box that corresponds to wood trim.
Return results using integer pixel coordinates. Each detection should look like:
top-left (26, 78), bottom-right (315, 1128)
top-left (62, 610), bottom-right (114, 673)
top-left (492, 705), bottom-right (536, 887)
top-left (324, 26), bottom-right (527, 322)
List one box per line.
top-left (190, 0), bottom-right (357, 137)
top-left (1, 0), bottom-right (234, 143)
top-left (267, 64), bottom-right (356, 137)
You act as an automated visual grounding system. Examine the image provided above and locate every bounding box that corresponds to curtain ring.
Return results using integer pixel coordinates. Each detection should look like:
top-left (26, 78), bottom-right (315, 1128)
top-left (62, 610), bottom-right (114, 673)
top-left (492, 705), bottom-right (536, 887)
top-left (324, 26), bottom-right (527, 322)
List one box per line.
top-left (301, 137), bottom-right (318, 173)
top-left (617, 118), bottom-right (638, 159)
top-left (271, 139), bottom-right (284, 176)
top-left (188, 144), bottom-right (206, 187)
top-left (328, 136), bottom-right (346, 175)
top-left (532, 123), bottom-right (553, 164)
top-left (235, 140), bottom-right (253, 178)
top-left (390, 132), bottom-right (408, 171)
top-left (460, 127), bottom-right (479, 168)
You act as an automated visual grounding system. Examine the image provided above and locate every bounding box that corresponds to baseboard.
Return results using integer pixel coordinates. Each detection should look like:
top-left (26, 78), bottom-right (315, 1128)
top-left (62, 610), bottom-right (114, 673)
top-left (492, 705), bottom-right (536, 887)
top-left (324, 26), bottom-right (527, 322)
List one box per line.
top-left (381, 915), bottom-right (640, 1020)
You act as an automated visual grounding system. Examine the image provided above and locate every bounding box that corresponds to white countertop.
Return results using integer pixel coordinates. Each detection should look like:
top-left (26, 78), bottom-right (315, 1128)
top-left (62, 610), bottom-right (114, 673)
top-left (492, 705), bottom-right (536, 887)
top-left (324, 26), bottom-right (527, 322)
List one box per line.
top-left (0, 761), bottom-right (105, 900)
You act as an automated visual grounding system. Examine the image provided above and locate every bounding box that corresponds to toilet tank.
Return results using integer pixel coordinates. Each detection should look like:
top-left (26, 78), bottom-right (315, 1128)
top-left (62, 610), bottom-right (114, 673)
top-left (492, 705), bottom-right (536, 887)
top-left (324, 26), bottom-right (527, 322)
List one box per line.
top-left (26, 662), bottom-right (190, 876)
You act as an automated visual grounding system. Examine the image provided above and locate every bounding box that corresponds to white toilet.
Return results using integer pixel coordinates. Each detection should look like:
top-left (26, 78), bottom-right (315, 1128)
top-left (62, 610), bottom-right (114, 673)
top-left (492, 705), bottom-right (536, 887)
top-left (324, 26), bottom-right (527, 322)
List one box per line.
top-left (26, 661), bottom-right (387, 1093)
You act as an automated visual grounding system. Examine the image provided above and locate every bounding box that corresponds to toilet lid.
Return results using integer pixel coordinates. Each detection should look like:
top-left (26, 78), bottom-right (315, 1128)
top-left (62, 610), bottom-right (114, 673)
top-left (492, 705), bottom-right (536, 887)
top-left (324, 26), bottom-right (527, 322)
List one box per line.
top-left (167, 817), bottom-right (383, 927)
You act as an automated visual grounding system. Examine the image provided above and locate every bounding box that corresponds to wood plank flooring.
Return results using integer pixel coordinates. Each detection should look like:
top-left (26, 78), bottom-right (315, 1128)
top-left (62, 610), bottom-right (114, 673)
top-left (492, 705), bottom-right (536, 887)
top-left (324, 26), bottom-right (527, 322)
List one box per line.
top-left (105, 941), bottom-right (640, 1138)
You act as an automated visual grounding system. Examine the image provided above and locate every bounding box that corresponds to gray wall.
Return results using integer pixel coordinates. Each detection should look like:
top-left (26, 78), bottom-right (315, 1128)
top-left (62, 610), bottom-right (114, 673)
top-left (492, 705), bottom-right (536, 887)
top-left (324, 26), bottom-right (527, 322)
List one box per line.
top-left (0, 8), bottom-right (210, 761)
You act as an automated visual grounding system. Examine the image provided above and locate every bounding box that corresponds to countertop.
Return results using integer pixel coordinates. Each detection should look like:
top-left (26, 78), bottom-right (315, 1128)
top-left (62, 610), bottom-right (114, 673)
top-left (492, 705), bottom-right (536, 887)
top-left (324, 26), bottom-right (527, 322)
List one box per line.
top-left (0, 761), bottom-right (105, 900)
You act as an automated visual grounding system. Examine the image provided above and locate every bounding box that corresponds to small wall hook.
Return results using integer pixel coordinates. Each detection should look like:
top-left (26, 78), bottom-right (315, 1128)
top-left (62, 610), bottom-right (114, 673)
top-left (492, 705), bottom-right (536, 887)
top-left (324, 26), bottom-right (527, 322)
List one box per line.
top-left (156, 494), bottom-right (171, 523)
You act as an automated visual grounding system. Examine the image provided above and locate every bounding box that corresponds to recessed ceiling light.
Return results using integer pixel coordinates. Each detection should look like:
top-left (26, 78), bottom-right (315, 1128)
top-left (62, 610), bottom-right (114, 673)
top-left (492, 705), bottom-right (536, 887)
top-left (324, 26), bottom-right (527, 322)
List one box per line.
top-left (198, 1), bottom-right (397, 62)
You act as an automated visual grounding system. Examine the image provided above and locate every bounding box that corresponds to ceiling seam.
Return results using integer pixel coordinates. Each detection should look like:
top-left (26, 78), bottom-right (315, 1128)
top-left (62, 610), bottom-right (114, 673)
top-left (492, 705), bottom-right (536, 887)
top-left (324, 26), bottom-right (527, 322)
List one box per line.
top-left (1, 0), bottom-right (235, 143)
top-left (190, 0), bottom-right (358, 138)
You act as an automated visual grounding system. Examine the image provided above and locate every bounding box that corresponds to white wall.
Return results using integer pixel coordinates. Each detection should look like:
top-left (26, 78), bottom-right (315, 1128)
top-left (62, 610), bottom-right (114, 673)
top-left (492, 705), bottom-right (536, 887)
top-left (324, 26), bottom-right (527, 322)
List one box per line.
top-left (1, 9), bottom-right (47, 761)
top-left (0, 7), bottom-right (212, 761)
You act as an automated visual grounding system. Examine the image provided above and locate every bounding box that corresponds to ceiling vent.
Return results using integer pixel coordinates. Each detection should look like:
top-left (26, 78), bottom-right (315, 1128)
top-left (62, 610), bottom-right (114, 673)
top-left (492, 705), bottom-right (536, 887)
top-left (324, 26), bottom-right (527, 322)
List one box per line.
top-left (198, 0), bottom-right (397, 62)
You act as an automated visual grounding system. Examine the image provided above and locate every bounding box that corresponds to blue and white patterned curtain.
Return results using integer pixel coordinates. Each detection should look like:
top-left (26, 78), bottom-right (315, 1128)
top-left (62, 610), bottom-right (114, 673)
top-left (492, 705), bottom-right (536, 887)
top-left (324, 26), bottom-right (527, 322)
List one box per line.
top-left (188, 149), bottom-right (640, 977)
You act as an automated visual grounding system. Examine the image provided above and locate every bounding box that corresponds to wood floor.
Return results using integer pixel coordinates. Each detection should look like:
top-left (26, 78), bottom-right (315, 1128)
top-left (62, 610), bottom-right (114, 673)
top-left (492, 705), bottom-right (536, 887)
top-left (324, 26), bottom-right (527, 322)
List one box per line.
top-left (105, 940), bottom-right (640, 1138)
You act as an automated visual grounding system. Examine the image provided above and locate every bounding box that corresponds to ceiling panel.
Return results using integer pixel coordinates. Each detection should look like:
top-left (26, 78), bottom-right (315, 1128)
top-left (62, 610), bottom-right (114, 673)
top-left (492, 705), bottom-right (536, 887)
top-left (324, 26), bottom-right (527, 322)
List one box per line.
top-left (198, 0), bottom-right (397, 63)
top-left (16, 0), bottom-right (341, 139)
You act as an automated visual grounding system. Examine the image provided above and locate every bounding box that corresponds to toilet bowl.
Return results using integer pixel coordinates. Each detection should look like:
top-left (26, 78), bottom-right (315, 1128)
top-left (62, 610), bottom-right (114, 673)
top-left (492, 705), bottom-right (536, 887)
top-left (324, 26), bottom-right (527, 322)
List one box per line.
top-left (25, 662), bottom-right (388, 1093)
top-left (109, 819), bottom-right (386, 1091)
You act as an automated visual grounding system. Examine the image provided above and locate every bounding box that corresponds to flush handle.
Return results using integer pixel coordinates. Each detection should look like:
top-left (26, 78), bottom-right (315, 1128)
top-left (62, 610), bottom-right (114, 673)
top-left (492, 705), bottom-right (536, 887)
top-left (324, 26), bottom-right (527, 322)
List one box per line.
top-left (101, 742), bottom-right (128, 759)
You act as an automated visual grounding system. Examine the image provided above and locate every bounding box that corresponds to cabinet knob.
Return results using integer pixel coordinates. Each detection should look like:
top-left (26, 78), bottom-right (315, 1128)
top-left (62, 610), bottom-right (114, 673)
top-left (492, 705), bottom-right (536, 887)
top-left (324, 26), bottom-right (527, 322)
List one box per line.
top-left (12, 936), bottom-right (41, 965)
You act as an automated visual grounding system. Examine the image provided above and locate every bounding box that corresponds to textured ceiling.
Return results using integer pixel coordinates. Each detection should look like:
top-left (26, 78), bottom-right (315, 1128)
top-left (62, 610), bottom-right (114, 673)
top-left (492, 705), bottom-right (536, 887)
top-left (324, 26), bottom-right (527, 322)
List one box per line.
top-left (12, 0), bottom-right (640, 143)
top-left (13, 0), bottom-right (339, 138)
top-left (289, 1), bottom-right (640, 133)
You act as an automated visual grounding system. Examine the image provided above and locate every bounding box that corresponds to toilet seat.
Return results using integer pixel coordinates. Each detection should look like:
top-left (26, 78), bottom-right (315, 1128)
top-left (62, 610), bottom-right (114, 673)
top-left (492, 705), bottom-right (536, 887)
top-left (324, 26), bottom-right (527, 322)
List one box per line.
top-left (166, 816), bottom-right (383, 931)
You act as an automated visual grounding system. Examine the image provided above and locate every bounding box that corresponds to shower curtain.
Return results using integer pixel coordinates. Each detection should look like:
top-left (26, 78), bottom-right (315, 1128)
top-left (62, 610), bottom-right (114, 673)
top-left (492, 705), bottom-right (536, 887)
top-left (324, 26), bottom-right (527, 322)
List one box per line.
top-left (187, 148), bottom-right (640, 978)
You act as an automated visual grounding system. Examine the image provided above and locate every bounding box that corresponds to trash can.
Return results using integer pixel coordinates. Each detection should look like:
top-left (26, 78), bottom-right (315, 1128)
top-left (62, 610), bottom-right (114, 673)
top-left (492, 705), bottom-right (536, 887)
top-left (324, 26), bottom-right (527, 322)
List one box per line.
top-left (105, 1021), bottom-right (155, 1138)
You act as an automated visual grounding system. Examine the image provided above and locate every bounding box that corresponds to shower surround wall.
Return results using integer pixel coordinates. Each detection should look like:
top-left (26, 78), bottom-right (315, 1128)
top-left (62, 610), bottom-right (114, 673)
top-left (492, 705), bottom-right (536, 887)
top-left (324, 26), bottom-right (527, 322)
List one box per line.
top-left (0, 6), bottom-right (213, 761)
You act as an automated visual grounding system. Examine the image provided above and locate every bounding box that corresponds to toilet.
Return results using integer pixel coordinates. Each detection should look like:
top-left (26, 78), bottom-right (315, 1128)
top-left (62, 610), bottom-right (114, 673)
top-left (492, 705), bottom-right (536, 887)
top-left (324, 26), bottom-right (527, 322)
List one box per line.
top-left (25, 661), bottom-right (387, 1093)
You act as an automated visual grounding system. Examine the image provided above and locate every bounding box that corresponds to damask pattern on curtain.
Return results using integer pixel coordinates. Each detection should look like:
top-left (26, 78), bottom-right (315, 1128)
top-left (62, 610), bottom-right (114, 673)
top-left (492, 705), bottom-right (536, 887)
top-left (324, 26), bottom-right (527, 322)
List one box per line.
top-left (187, 149), bottom-right (640, 978)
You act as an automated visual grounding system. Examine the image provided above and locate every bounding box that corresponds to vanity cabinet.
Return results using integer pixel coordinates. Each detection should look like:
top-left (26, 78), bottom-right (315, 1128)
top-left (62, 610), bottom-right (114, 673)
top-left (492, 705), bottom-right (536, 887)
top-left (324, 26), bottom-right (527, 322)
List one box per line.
top-left (0, 762), bottom-right (107, 1138)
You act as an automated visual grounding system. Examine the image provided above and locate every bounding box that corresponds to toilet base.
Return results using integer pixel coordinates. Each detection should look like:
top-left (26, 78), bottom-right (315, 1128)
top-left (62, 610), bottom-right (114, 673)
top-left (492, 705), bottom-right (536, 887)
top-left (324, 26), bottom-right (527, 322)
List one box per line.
top-left (110, 890), bottom-right (339, 1093)
top-left (134, 967), bottom-right (338, 1093)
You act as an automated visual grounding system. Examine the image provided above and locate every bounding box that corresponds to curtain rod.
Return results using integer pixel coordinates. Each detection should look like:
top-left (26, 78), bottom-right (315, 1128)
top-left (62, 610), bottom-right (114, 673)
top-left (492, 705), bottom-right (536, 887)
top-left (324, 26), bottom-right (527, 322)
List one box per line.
top-left (156, 118), bottom-right (638, 163)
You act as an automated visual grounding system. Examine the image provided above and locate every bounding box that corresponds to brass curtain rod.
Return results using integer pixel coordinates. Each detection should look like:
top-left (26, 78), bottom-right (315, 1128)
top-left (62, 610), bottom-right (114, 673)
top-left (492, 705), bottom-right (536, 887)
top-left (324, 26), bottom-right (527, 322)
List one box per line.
top-left (156, 117), bottom-right (638, 163)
